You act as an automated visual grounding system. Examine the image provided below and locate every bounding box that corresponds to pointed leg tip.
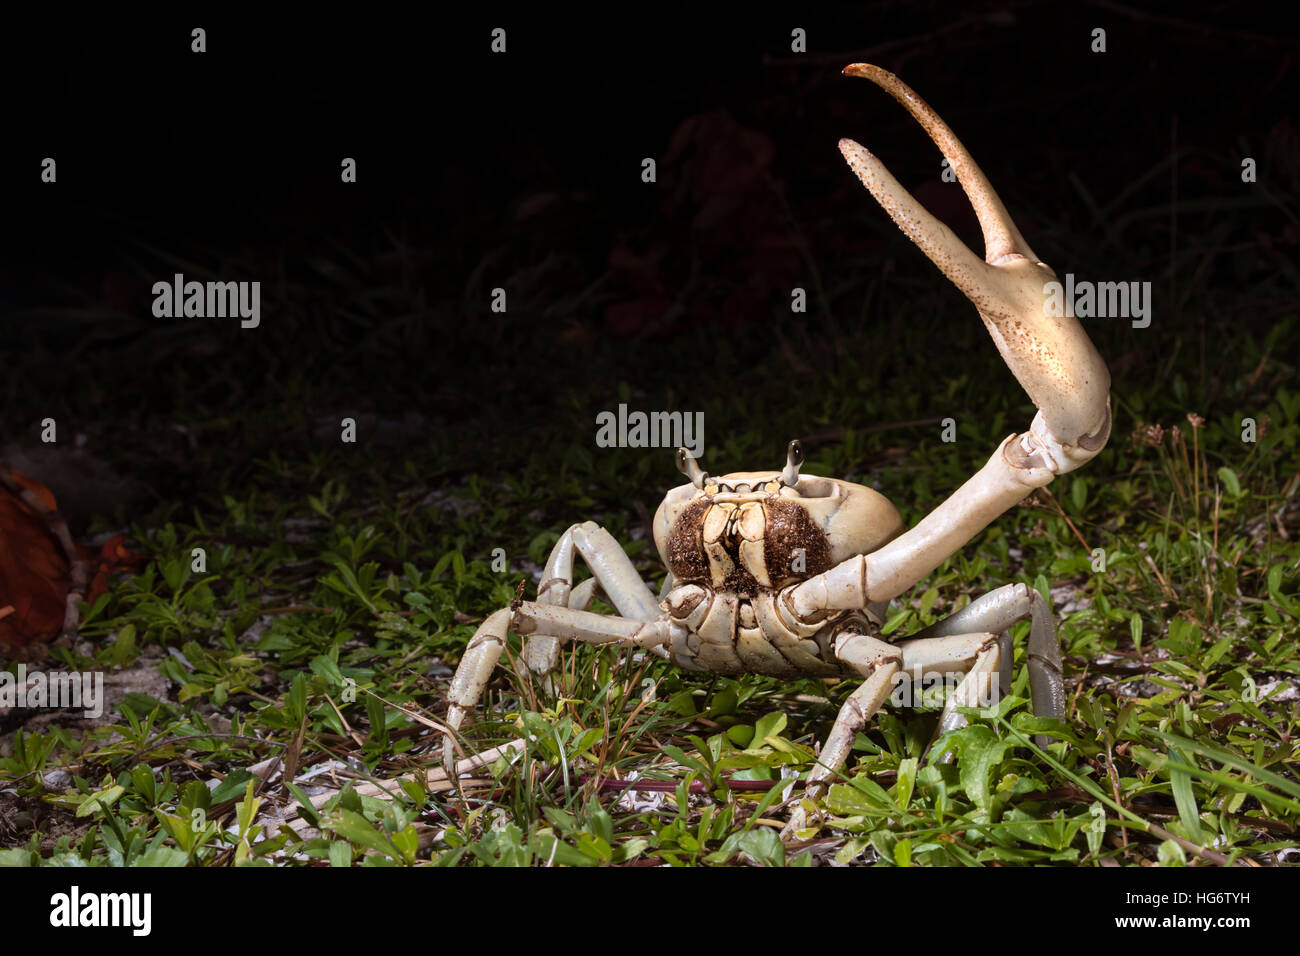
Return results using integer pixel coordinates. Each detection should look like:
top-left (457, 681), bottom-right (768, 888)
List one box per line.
top-left (844, 63), bottom-right (907, 94)
top-left (837, 138), bottom-right (872, 165)
top-left (843, 63), bottom-right (882, 80)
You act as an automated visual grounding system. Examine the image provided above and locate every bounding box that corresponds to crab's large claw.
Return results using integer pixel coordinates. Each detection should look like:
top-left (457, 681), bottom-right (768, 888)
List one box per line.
top-left (817, 64), bottom-right (1112, 602)
top-left (839, 63), bottom-right (1110, 468)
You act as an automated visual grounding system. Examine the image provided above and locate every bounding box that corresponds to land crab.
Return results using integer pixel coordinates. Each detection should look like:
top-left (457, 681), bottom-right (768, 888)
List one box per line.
top-left (442, 64), bottom-right (1111, 836)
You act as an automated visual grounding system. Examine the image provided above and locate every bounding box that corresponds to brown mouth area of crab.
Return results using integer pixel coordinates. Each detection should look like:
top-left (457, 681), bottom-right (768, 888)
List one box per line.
top-left (667, 494), bottom-right (834, 596)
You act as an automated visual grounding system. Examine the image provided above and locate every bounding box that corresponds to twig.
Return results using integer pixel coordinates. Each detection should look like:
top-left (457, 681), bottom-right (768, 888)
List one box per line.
top-left (1037, 486), bottom-right (1092, 553)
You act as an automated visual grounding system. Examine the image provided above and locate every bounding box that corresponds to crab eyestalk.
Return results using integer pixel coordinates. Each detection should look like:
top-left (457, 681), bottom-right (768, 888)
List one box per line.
top-left (675, 447), bottom-right (707, 489)
top-left (781, 439), bottom-right (804, 487)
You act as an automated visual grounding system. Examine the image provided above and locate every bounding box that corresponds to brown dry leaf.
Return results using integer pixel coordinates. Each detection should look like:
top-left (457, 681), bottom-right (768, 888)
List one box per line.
top-left (0, 468), bottom-right (145, 649)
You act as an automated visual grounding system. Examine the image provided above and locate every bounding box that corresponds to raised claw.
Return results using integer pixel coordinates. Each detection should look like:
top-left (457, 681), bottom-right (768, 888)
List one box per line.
top-left (821, 63), bottom-right (1114, 603)
top-left (839, 63), bottom-right (1110, 458)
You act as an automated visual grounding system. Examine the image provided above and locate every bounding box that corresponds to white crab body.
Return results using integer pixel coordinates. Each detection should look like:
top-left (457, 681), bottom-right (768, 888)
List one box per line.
top-left (651, 458), bottom-right (902, 677)
top-left (441, 63), bottom-right (1114, 837)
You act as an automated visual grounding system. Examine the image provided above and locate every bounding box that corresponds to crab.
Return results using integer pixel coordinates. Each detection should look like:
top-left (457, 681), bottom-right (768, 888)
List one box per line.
top-left (441, 63), bottom-right (1111, 836)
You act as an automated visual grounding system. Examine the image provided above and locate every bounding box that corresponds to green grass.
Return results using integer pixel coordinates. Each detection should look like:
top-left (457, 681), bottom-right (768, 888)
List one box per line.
top-left (2, 156), bottom-right (1298, 867)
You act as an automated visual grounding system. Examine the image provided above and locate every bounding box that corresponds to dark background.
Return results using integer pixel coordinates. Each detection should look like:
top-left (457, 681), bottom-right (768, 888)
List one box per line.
top-left (0, 0), bottom-right (1295, 527)
top-left (1, 0), bottom-right (1299, 876)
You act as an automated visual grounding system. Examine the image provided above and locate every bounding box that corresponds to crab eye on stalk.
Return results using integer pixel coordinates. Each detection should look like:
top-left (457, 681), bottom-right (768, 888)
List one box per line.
top-left (675, 447), bottom-right (707, 489)
top-left (781, 439), bottom-right (804, 487)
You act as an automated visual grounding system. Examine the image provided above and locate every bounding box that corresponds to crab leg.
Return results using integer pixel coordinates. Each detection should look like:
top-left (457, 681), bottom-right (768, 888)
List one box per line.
top-left (511, 601), bottom-right (671, 649)
top-left (442, 604), bottom-right (671, 773)
top-left (814, 632), bottom-right (903, 785)
top-left (894, 630), bottom-right (1001, 677)
top-left (445, 581), bottom-right (606, 751)
top-left (894, 632), bottom-right (1005, 742)
top-left (443, 523), bottom-right (664, 772)
top-left (787, 629), bottom-right (1011, 835)
top-left (903, 582), bottom-right (1063, 742)
top-left (792, 65), bottom-right (1111, 603)
top-left (443, 607), bottom-right (513, 771)
top-left (525, 521), bottom-right (661, 674)
top-left (785, 631), bottom-right (901, 836)
top-left (930, 636), bottom-right (1001, 739)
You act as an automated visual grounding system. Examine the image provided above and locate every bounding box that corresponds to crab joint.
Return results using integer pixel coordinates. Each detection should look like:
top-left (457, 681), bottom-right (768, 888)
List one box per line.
top-left (1004, 406), bottom-right (1113, 478)
top-left (784, 555), bottom-right (873, 622)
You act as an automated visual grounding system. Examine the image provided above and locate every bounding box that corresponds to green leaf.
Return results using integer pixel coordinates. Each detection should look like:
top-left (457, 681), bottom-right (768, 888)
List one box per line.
top-left (736, 828), bottom-right (784, 867)
top-left (1070, 476), bottom-right (1088, 512)
top-left (952, 726), bottom-right (1010, 813)
top-left (1166, 746), bottom-right (1203, 843)
top-left (288, 672), bottom-right (308, 724)
top-left (726, 724), bottom-right (755, 748)
top-left (612, 838), bottom-right (649, 864)
top-left (1217, 466), bottom-right (1242, 498)
top-left (365, 693), bottom-right (389, 746)
top-left (329, 841), bottom-right (352, 867)
top-left (534, 830), bottom-right (596, 867)
top-left (751, 712), bottom-right (787, 745)
top-left (309, 654), bottom-right (345, 686)
top-left (893, 757), bottom-right (918, 810)
top-left (210, 769), bottom-right (255, 805)
top-left (285, 782), bottom-right (320, 828)
top-left (132, 847), bottom-right (190, 867)
top-left (1157, 733), bottom-right (1300, 801)
top-left (1267, 566), bottom-right (1299, 615)
top-left (130, 764), bottom-right (156, 804)
top-left (389, 826), bottom-right (419, 864)
top-left (662, 744), bottom-right (712, 782)
top-left (574, 832), bottom-right (612, 862)
top-left (398, 780), bottom-right (426, 806)
top-left (236, 777), bottom-right (260, 833)
top-left (1085, 802), bottom-right (1106, 856)
top-left (708, 688), bottom-right (738, 717)
top-left (76, 785), bottom-right (125, 818)
top-left (881, 609), bottom-right (913, 636)
top-left (543, 807), bottom-right (577, 835)
top-left (827, 777), bottom-right (893, 815)
top-left (587, 804), bottom-right (614, 846)
top-left (120, 693), bottom-right (168, 722)
top-left (109, 624), bottom-right (137, 667)
top-left (1156, 839), bottom-right (1186, 867)
top-left (322, 808), bottom-right (400, 860)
